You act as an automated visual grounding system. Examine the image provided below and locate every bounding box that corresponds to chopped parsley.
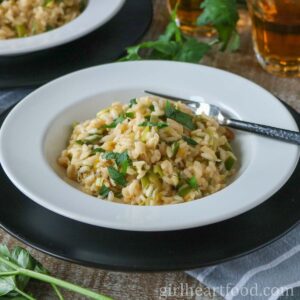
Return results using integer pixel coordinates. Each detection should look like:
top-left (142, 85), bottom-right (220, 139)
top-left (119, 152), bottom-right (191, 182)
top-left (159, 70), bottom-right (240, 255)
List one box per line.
top-left (92, 147), bottom-right (105, 154)
top-left (129, 98), bottom-right (137, 108)
top-left (103, 115), bottom-right (125, 128)
top-left (182, 136), bottom-right (198, 146)
top-left (103, 151), bottom-right (131, 174)
top-left (138, 121), bottom-right (168, 129)
top-left (165, 100), bottom-right (196, 130)
top-left (99, 185), bottom-right (110, 198)
top-left (108, 166), bottom-right (127, 187)
top-left (187, 176), bottom-right (198, 189)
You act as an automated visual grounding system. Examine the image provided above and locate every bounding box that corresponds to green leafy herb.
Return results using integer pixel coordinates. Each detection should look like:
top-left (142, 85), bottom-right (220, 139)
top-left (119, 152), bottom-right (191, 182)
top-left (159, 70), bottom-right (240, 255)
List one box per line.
top-left (171, 141), bottom-right (180, 157)
top-left (99, 185), bottom-right (110, 198)
top-left (138, 121), bottom-right (168, 129)
top-left (129, 98), bottom-right (137, 108)
top-left (165, 101), bottom-right (196, 130)
top-left (103, 151), bottom-right (131, 174)
top-left (197, 0), bottom-right (240, 51)
top-left (125, 112), bottom-right (135, 118)
top-left (107, 166), bottom-right (127, 187)
top-left (225, 152), bottom-right (237, 170)
top-left (0, 244), bottom-right (111, 300)
top-left (120, 5), bottom-right (211, 63)
top-left (187, 176), bottom-right (198, 189)
top-left (120, 1), bottom-right (239, 62)
top-left (92, 147), bottom-right (105, 154)
top-left (182, 136), bottom-right (198, 146)
top-left (149, 104), bottom-right (155, 111)
top-left (75, 134), bottom-right (102, 145)
top-left (103, 115), bottom-right (125, 128)
top-left (178, 185), bottom-right (193, 197)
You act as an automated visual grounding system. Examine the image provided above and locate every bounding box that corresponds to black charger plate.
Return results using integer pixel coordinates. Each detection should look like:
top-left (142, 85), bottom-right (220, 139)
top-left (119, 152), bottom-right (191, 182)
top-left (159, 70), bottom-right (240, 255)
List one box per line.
top-left (0, 0), bottom-right (153, 89)
top-left (0, 104), bottom-right (299, 272)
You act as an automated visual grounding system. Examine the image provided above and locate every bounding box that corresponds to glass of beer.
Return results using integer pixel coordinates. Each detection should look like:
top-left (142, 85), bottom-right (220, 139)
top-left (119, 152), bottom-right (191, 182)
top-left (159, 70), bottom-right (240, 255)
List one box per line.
top-left (167, 0), bottom-right (215, 36)
top-left (247, 0), bottom-right (300, 77)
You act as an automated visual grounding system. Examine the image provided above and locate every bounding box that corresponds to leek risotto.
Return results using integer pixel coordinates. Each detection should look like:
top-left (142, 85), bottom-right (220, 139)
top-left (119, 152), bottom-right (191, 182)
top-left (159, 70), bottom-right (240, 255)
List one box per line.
top-left (58, 97), bottom-right (237, 205)
top-left (0, 0), bottom-right (86, 39)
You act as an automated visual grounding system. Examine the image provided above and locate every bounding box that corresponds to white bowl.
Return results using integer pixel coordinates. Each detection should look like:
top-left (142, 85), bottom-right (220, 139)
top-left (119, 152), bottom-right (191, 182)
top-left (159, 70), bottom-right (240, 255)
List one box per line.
top-left (0, 0), bottom-right (125, 56)
top-left (0, 61), bottom-right (299, 231)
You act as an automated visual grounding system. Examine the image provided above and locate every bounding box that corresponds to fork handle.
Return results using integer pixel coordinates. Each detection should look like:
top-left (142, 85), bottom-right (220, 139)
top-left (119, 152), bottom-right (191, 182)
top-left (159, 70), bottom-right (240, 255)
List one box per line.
top-left (226, 119), bottom-right (300, 145)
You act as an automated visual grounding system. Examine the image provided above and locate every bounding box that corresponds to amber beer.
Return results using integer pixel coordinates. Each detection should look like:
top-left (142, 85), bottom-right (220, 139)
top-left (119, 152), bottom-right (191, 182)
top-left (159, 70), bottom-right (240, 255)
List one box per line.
top-left (247, 0), bottom-right (300, 77)
top-left (168, 0), bottom-right (214, 36)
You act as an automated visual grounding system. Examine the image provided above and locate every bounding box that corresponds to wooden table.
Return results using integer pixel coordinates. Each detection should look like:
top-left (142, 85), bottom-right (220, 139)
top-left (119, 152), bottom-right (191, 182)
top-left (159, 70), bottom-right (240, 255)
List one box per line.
top-left (1, 1), bottom-right (299, 299)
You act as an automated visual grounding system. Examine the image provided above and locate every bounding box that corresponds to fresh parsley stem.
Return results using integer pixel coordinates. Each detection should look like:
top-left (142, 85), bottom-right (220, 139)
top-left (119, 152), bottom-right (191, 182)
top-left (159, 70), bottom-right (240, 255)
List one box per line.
top-left (0, 256), bottom-right (109, 299)
top-left (209, 39), bottom-right (219, 46)
top-left (51, 283), bottom-right (65, 300)
top-left (18, 268), bottom-right (112, 300)
top-left (0, 270), bottom-right (19, 276)
top-left (0, 255), bottom-right (19, 269)
top-left (14, 287), bottom-right (36, 300)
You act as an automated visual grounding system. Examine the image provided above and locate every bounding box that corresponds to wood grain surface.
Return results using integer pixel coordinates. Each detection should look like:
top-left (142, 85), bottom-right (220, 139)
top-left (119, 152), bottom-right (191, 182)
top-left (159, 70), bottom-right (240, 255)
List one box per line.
top-left (0, 0), bottom-right (299, 299)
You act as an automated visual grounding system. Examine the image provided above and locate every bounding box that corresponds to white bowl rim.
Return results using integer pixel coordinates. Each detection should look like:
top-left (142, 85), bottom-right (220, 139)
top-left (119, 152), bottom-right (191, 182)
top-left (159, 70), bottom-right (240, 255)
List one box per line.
top-left (0, 0), bottom-right (125, 56)
top-left (0, 61), bottom-right (299, 231)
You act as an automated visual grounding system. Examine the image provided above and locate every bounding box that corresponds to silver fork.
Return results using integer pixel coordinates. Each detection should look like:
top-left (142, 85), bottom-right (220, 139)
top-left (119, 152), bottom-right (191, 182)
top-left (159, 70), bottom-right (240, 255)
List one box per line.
top-left (145, 90), bottom-right (300, 146)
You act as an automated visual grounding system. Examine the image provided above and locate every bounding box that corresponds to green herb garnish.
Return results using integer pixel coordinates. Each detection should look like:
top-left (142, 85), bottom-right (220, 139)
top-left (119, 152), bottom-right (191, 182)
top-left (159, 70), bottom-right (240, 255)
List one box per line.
top-left (165, 101), bottom-right (196, 130)
top-left (129, 98), bottom-right (137, 108)
top-left (103, 115), bottom-right (125, 128)
top-left (171, 141), bottom-right (180, 157)
top-left (92, 147), bottom-right (105, 154)
top-left (0, 244), bottom-right (111, 299)
top-left (107, 166), bottom-right (127, 187)
top-left (197, 0), bottom-right (240, 51)
top-left (149, 104), bottom-right (155, 111)
top-left (75, 134), bottom-right (102, 145)
top-left (138, 121), bottom-right (168, 129)
top-left (120, 2), bottom-right (239, 62)
top-left (182, 136), bottom-right (198, 146)
top-left (125, 112), bottom-right (135, 118)
top-left (103, 151), bottom-right (131, 174)
top-left (99, 185), bottom-right (110, 198)
top-left (225, 152), bottom-right (237, 171)
top-left (187, 176), bottom-right (198, 189)
top-left (178, 185), bottom-right (193, 197)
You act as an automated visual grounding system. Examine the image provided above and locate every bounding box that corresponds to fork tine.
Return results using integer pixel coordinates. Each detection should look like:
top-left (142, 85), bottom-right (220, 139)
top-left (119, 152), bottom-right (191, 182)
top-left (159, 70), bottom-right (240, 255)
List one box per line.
top-left (144, 90), bottom-right (200, 107)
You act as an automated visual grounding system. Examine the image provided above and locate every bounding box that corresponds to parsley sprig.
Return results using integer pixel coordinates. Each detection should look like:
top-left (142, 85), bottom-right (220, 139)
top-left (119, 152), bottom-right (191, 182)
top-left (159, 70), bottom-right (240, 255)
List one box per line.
top-left (0, 244), bottom-right (111, 300)
top-left (121, 0), bottom-right (239, 62)
top-left (165, 101), bottom-right (196, 130)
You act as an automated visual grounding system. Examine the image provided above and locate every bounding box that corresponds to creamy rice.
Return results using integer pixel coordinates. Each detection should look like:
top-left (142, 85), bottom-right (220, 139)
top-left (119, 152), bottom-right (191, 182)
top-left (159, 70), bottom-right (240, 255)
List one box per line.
top-left (0, 0), bottom-right (85, 39)
top-left (58, 97), bottom-right (237, 205)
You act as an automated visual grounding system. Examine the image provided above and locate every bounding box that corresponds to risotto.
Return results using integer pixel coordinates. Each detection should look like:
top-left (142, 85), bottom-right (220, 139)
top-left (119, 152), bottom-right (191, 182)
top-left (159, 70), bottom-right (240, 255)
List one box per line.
top-left (0, 0), bottom-right (86, 39)
top-left (58, 97), bottom-right (237, 205)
